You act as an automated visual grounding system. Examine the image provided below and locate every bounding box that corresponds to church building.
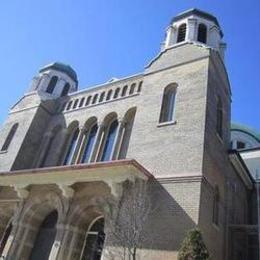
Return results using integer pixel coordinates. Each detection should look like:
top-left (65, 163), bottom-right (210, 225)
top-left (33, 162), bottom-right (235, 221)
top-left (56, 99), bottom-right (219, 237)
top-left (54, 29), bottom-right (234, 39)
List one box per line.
top-left (0, 8), bottom-right (259, 260)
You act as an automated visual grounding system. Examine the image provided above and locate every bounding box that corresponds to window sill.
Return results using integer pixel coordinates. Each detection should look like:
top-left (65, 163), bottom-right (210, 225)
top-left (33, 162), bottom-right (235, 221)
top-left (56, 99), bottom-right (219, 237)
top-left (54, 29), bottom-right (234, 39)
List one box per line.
top-left (157, 120), bottom-right (177, 128)
top-left (0, 150), bottom-right (8, 154)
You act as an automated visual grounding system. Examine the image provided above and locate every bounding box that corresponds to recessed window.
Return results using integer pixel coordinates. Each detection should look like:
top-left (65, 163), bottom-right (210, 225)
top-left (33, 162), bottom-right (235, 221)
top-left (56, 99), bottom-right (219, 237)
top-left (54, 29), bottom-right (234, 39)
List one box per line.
top-left (101, 120), bottom-right (118, 161)
top-left (63, 128), bottom-right (79, 165)
top-left (85, 96), bottom-right (92, 106)
top-left (237, 141), bottom-right (246, 150)
top-left (177, 24), bottom-right (187, 43)
top-left (106, 90), bottom-right (113, 101)
top-left (61, 83), bottom-right (70, 97)
top-left (121, 85), bottom-right (128, 97)
top-left (198, 24), bottom-right (207, 44)
top-left (159, 84), bottom-right (177, 123)
top-left (80, 217), bottom-right (105, 260)
top-left (114, 88), bottom-right (120, 98)
top-left (73, 99), bottom-right (79, 109)
top-left (99, 92), bottom-right (105, 102)
top-left (79, 97), bottom-right (85, 108)
top-left (66, 101), bottom-right (73, 111)
top-left (46, 76), bottom-right (58, 94)
top-left (1, 123), bottom-right (19, 151)
top-left (129, 83), bottom-right (136, 94)
top-left (92, 94), bottom-right (98, 104)
top-left (137, 81), bottom-right (143, 92)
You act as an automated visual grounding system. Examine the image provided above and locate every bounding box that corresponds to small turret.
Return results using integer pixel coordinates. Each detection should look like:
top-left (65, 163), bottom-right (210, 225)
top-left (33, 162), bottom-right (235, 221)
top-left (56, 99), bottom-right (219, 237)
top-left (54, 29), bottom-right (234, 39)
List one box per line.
top-left (28, 62), bottom-right (78, 99)
top-left (162, 9), bottom-right (226, 60)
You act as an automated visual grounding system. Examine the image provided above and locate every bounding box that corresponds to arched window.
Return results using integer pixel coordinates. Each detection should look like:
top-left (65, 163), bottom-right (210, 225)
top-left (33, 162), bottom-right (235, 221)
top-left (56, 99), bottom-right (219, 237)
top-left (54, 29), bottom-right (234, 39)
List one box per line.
top-left (159, 84), bottom-right (177, 123)
top-left (216, 97), bottom-right (223, 138)
top-left (212, 187), bottom-right (219, 225)
top-left (79, 97), bottom-right (85, 108)
top-left (106, 90), bottom-right (113, 101)
top-left (46, 76), bottom-right (58, 94)
top-left (129, 83), bottom-right (136, 95)
top-left (177, 24), bottom-right (187, 43)
top-left (80, 217), bottom-right (105, 260)
top-left (61, 83), bottom-right (70, 97)
top-left (80, 124), bottom-right (98, 163)
top-left (0, 222), bottom-right (12, 255)
top-left (137, 81), bottom-right (143, 92)
top-left (198, 24), bottom-right (207, 43)
top-left (86, 96), bottom-right (92, 106)
top-left (73, 99), bottom-right (79, 109)
top-left (113, 88), bottom-right (120, 99)
top-left (99, 92), bottom-right (105, 102)
top-left (1, 123), bottom-right (18, 151)
top-left (121, 85), bottom-right (128, 97)
top-left (92, 94), bottom-right (98, 104)
top-left (29, 210), bottom-right (58, 260)
top-left (66, 101), bottom-right (73, 111)
top-left (101, 120), bottom-right (118, 161)
top-left (63, 128), bottom-right (79, 165)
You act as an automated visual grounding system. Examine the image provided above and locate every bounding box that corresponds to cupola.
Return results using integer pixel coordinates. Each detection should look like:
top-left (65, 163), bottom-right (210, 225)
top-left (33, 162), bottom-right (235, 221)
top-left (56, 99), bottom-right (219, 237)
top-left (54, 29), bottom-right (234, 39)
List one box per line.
top-left (29, 62), bottom-right (78, 99)
top-left (162, 9), bottom-right (226, 60)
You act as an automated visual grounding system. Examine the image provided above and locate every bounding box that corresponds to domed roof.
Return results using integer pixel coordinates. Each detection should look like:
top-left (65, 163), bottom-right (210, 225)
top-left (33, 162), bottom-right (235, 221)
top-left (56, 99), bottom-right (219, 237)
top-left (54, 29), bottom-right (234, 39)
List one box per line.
top-left (231, 122), bottom-right (260, 142)
top-left (39, 62), bottom-right (78, 83)
top-left (171, 8), bottom-right (223, 37)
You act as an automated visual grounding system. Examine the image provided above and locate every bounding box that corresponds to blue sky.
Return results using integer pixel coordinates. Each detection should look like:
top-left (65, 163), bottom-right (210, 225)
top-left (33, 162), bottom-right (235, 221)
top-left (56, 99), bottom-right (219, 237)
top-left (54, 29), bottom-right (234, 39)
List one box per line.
top-left (0, 0), bottom-right (259, 130)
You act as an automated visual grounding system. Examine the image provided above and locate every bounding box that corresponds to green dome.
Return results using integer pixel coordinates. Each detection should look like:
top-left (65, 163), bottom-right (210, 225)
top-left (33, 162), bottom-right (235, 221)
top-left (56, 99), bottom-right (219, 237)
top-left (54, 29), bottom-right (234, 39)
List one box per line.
top-left (231, 122), bottom-right (260, 142)
top-left (39, 62), bottom-right (78, 84)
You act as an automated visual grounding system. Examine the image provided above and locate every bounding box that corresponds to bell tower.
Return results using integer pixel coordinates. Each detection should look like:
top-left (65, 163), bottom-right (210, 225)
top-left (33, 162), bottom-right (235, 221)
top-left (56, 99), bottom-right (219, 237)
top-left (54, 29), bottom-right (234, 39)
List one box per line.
top-left (29, 62), bottom-right (78, 99)
top-left (162, 9), bottom-right (227, 60)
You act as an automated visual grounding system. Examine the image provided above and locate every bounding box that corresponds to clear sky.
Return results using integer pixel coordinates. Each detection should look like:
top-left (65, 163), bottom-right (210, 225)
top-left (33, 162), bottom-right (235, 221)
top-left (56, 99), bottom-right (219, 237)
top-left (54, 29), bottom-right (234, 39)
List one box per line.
top-left (0, 0), bottom-right (259, 130)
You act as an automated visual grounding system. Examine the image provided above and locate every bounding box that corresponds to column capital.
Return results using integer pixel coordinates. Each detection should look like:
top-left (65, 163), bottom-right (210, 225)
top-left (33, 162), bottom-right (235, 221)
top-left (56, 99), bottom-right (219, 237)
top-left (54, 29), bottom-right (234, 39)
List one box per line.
top-left (13, 186), bottom-right (29, 199)
top-left (58, 184), bottom-right (75, 198)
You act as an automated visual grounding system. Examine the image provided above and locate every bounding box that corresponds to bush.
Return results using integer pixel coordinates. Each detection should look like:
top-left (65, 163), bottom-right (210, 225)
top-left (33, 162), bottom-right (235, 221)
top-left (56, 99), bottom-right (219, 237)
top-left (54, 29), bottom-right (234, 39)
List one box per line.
top-left (178, 228), bottom-right (210, 260)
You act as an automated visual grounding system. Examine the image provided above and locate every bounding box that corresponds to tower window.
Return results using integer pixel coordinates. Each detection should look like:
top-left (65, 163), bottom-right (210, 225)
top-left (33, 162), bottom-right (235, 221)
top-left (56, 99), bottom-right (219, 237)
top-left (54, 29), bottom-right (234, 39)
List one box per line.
top-left (1, 123), bottom-right (19, 151)
top-left (216, 97), bottom-right (223, 138)
top-left (61, 83), bottom-right (70, 97)
top-left (198, 24), bottom-right (207, 44)
top-left (159, 84), bottom-right (177, 123)
top-left (237, 141), bottom-right (246, 150)
top-left (46, 76), bottom-right (58, 94)
top-left (177, 24), bottom-right (187, 43)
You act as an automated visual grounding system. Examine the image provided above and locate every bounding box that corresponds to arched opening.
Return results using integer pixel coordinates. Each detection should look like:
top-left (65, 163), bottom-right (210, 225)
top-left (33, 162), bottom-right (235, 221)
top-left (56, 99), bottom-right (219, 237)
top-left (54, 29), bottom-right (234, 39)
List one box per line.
top-left (106, 90), bottom-right (113, 101)
top-left (46, 76), bottom-right (58, 94)
top-left (66, 101), bottom-right (73, 111)
top-left (29, 210), bottom-right (58, 260)
top-left (86, 96), bottom-right (92, 106)
top-left (137, 81), bottom-right (143, 92)
top-left (1, 123), bottom-right (19, 151)
top-left (80, 123), bottom-right (98, 164)
top-left (80, 217), bottom-right (105, 260)
top-left (92, 94), bottom-right (98, 104)
top-left (79, 97), bottom-right (85, 108)
top-left (159, 84), bottom-right (177, 123)
top-left (198, 24), bottom-right (207, 43)
top-left (73, 99), bottom-right (79, 109)
top-left (0, 222), bottom-right (12, 256)
top-left (63, 126), bottom-right (80, 165)
top-left (177, 24), bottom-right (187, 43)
top-left (118, 107), bottom-right (137, 159)
top-left (121, 85), bottom-right (128, 97)
top-left (113, 88), bottom-right (120, 99)
top-left (129, 83), bottom-right (136, 95)
top-left (100, 119), bottom-right (119, 162)
top-left (216, 97), bottom-right (223, 138)
top-left (99, 92), bottom-right (105, 102)
top-left (61, 83), bottom-right (70, 97)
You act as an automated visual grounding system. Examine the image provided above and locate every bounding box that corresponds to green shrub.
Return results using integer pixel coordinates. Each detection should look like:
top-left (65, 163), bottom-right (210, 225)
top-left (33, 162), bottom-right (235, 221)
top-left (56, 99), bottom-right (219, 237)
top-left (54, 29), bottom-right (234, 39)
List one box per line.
top-left (178, 228), bottom-right (210, 260)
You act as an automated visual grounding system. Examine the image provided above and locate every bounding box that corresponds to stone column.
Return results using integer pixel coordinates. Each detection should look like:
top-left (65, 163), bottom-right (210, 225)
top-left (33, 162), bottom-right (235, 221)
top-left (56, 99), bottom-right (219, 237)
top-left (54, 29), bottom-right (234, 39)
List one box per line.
top-left (187, 18), bottom-right (197, 42)
top-left (209, 25), bottom-right (221, 49)
top-left (90, 122), bottom-right (106, 162)
top-left (111, 119), bottom-right (127, 160)
top-left (219, 42), bottom-right (227, 61)
top-left (71, 126), bottom-right (86, 164)
top-left (38, 73), bottom-right (50, 92)
top-left (165, 25), bottom-right (176, 48)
